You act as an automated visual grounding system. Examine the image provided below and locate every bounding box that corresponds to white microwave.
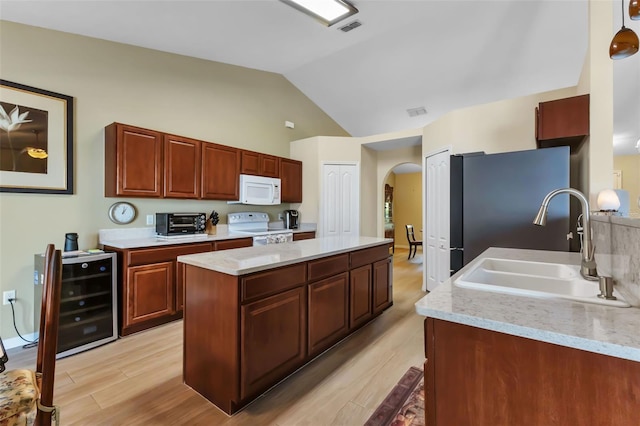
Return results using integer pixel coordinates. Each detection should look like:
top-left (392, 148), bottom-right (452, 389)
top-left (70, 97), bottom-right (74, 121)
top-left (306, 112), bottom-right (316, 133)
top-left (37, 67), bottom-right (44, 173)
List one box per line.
top-left (230, 174), bottom-right (281, 205)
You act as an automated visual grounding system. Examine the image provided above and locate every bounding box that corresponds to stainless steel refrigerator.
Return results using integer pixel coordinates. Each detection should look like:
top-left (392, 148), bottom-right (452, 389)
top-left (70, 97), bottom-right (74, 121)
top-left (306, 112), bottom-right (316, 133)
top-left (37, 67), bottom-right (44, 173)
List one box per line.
top-left (450, 146), bottom-right (571, 274)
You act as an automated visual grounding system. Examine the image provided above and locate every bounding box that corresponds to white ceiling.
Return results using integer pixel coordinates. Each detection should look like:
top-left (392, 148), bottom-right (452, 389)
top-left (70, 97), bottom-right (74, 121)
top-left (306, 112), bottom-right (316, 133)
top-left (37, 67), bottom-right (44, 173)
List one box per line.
top-left (1, 0), bottom-right (637, 155)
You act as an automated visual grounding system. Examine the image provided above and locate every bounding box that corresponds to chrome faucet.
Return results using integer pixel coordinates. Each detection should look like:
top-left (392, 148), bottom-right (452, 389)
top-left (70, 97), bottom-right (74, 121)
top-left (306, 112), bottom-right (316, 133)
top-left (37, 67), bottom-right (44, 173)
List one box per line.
top-left (533, 188), bottom-right (598, 280)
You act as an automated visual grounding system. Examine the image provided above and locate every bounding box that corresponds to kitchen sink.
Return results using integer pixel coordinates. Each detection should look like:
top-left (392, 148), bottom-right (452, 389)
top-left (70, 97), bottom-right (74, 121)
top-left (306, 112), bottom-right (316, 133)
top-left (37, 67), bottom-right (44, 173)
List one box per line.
top-left (454, 258), bottom-right (630, 307)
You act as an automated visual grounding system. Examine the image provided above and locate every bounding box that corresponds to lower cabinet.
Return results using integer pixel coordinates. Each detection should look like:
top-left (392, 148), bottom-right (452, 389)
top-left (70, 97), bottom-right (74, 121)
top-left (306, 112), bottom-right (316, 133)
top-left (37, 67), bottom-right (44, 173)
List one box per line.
top-left (126, 261), bottom-right (174, 326)
top-left (105, 238), bottom-right (253, 336)
top-left (293, 231), bottom-right (316, 241)
top-left (373, 258), bottom-right (391, 313)
top-left (425, 318), bottom-right (640, 425)
top-left (241, 286), bottom-right (307, 400)
top-left (308, 272), bottom-right (349, 357)
top-left (349, 265), bottom-right (372, 329)
top-left (182, 242), bottom-right (394, 415)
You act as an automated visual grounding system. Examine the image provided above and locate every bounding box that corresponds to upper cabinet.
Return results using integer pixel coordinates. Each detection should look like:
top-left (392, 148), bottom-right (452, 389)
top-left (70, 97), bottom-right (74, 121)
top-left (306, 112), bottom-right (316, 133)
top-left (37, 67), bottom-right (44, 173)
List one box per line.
top-left (535, 94), bottom-right (589, 152)
top-left (280, 158), bottom-right (303, 203)
top-left (105, 123), bottom-right (163, 197)
top-left (163, 134), bottom-right (201, 199)
top-left (201, 143), bottom-right (240, 200)
top-left (105, 122), bottom-right (301, 202)
top-left (241, 150), bottom-right (280, 178)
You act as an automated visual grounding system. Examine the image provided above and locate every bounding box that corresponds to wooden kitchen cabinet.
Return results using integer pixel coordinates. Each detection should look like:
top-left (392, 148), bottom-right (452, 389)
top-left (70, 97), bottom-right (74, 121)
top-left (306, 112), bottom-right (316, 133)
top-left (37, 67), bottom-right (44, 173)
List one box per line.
top-left (535, 94), bottom-right (589, 151)
top-left (126, 261), bottom-right (174, 326)
top-left (293, 231), bottom-right (315, 241)
top-left (201, 142), bottom-right (241, 200)
top-left (182, 241), bottom-right (393, 415)
top-left (372, 258), bottom-right (391, 313)
top-left (163, 134), bottom-right (201, 198)
top-left (104, 241), bottom-right (214, 336)
top-left (240, 150), bottom-right (280, 178)
top-left (349, 265), bottom-right (372, 329)
top-left (240, 286), bottom-right (307, 400)
top-left (308, 272), bottom-right (349, 357)
top-left (214, 237), bottom-right (253, 251)
top-left (280, 158), bottom-right (303, 203)
top-left (425, 318), bottom-right (640, 426)
top-left (105, 123), bottom-right (163, 197)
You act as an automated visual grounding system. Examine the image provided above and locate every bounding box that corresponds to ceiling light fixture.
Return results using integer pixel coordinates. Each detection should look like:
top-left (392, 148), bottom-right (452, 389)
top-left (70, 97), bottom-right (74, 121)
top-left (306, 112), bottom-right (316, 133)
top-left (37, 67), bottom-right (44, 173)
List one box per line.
top-left (280, 0), bottom-right (358, 27)
top-left (630, 0), bottom-right (640, 20)
top-left (610, 0), bottom-right (639, 59)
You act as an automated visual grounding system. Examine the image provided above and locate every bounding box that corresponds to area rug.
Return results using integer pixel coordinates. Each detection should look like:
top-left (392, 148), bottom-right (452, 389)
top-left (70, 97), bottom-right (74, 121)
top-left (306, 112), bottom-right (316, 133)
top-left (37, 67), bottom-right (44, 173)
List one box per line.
top-left (364, 366), bottom-right (425, 426)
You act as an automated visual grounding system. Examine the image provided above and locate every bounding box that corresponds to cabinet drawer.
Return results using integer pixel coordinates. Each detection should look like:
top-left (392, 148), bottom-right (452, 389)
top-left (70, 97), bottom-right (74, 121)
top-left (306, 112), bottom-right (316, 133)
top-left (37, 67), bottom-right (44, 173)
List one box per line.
top-left (293, 231), bottom-right (315, 241)
top-left (215, 238), bottom-right (253, 251)
top-left (128, 243), bottom-right (213, 265)
top-left (241, 263), bottom-right (307, 303)
top-left (307, 254), bottom-right (349, 282)
top-left (350, 245), bottom-right (389, 269)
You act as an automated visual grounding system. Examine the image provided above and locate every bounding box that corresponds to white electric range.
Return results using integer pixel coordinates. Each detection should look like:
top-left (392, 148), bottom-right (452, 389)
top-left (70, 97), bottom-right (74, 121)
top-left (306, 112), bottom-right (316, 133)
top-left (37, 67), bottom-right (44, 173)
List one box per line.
top-left (227, 212), bottom-right (293, 246)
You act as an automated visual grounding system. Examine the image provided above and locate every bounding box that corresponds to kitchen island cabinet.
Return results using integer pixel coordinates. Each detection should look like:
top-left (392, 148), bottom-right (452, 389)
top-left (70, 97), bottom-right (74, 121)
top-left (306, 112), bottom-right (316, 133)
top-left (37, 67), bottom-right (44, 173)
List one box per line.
top-left (416, 247), bottom-right (640, 426)
top-left (178, 236), bottom-right (392, 415)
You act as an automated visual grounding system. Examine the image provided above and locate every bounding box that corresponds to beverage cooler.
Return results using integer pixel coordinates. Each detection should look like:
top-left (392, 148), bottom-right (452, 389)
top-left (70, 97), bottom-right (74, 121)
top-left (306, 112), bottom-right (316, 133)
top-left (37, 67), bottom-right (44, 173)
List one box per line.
top-left (34, 252), bottom-right (118, 358)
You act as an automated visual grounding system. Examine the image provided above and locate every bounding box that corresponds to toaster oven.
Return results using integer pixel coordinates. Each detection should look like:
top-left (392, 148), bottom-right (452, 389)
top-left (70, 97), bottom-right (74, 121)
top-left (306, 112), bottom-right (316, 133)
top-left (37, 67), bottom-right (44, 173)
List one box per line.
top-left (155, 213), bottom-right (207, 235)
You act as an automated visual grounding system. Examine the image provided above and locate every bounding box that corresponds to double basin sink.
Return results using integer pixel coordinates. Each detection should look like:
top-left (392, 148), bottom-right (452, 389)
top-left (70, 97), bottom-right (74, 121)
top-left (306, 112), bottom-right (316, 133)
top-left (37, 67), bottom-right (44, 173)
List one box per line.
top-left (454, 258), bottom-right (630, 308)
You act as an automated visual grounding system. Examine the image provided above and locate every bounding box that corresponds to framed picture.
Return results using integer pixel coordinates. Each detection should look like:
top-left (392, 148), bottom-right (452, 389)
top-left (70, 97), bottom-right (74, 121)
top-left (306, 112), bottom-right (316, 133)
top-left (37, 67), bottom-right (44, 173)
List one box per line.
top-left (0, 80), bottom-right (73, 194)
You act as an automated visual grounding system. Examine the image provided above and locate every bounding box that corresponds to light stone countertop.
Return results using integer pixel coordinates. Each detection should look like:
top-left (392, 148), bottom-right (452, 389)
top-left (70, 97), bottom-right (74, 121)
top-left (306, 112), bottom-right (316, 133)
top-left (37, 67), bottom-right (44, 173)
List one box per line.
top-left (99, 224), bottom-right (317, 249)
top-left (178, 236), bottom-right (391, 276)
top-left (415, 247), bottom-right (640, 362)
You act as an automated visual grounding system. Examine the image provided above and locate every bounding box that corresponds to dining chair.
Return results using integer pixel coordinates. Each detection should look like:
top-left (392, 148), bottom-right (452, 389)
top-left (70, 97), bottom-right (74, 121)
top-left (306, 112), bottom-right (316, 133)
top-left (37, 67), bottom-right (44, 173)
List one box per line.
top-left (0, 244), bottom-right (62, 426)
top-left (405, 225), bottom-right (423, 260)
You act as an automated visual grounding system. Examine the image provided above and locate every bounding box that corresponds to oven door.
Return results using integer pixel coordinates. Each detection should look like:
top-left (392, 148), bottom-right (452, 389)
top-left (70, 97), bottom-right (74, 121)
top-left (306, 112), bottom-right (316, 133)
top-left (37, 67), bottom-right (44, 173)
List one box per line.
top-left (253, 233), bottom-right (293, 246)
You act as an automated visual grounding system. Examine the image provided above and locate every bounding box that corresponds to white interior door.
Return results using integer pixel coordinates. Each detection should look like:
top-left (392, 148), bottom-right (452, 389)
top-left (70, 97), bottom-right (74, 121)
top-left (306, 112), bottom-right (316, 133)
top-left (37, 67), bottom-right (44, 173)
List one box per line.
top-left (425, 149), bottom-right (450, 292)
top-left (322, 163), bottom-right (359, 237)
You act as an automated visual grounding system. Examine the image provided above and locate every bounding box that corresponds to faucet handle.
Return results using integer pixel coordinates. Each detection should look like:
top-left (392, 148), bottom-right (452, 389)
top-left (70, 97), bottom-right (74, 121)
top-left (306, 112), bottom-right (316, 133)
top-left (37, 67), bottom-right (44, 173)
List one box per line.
top-left (566, 231), bottom-right (574, 240)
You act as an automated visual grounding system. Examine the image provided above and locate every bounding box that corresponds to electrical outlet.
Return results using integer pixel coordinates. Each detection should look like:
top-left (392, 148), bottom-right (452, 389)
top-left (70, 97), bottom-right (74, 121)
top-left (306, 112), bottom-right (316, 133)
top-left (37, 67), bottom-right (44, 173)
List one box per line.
top-left (146, 214), bottom-right (154, 226)
top-left (3, 290), bottom-right (16, 305)
top-left (278, 213), bottom-right (283, 220)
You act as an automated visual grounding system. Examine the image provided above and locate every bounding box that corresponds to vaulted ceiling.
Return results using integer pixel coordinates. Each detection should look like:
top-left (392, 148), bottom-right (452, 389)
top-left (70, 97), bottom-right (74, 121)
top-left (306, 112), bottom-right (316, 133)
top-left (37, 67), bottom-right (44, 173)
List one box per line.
top-left (1, 0), bottom-right (637, 154)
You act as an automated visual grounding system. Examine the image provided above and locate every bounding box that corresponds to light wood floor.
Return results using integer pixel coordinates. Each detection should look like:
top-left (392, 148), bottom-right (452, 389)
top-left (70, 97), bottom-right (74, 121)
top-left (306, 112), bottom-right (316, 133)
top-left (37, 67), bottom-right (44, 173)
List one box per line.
top-left (7, 248), bottom-right (426, 425)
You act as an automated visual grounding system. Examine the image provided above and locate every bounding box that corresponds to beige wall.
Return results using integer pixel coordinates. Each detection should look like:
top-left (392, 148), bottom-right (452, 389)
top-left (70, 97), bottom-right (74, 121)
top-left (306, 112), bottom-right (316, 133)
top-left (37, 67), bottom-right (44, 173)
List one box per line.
top-left (0, 21), bottom-right (348, 342)
top-left (422, 86), bottom-right (579, 157)
top-left (393, 173), bottom-right (423, 248)
top-left (614, 155), bottom-right (640, 216)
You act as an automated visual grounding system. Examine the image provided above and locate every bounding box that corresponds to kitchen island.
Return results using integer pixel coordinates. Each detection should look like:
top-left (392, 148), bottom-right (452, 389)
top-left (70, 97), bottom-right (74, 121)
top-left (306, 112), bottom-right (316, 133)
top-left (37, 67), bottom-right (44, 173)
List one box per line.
top-left (177, 236), bottom-right (393, 415)
top-left (415, 247), bottom-right (640, 425)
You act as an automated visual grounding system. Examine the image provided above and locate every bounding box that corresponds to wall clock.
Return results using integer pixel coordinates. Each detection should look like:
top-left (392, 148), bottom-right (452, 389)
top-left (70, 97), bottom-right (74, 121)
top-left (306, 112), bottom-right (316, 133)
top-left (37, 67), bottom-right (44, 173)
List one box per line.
top-left (108, 201), bottom-right (137, 224)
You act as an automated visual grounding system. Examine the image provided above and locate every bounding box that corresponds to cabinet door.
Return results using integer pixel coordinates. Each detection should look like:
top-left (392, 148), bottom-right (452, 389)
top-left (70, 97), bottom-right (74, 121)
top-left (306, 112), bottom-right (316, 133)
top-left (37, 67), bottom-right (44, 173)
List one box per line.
top-left (308, 272), bottom-right (349, 357)
top-left (280, 158), bottom-right (302, 203)
top-left (240, 150), bottom-right (260, 175)
top-left (372, 258), bottom-right (391, 314)
top-left (163, 134), bottom-right (201, 198)
top-left (260, 154), bottom-right (280, 178)
top-left (125, 262), bottom-right (174, 326)
top-left (349, 265), bottom-right (372, 329)
top-left (241, 150), bottom-right (280, 177)
top-left (105, 123), bottom-right (163, 197)
top-left (241, 287), bottom-right (306, 400)
top-left (536, 94), bottom-right (589, 149)
top-left (201, 142), bottom-right (240, 200)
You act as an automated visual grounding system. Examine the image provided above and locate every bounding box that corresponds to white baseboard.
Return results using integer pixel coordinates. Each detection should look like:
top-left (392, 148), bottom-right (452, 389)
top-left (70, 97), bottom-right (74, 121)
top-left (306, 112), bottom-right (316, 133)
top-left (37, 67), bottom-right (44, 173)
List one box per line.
top-left (3, 333), bottom-right (38, 350)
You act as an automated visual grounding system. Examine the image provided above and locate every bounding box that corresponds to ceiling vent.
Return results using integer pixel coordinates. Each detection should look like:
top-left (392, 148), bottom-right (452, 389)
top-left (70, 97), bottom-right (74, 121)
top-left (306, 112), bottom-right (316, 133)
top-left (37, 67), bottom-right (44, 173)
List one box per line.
top-left (339, 20), bottom-right (362, 32)
top-left (407, 107), bottom-right (427, 117)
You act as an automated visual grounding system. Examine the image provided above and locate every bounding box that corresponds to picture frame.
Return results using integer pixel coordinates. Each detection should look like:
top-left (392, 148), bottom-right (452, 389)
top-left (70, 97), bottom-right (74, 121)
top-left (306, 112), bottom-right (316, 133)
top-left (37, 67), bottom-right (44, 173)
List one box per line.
top-left (0, 79), bottom-right (73, 194)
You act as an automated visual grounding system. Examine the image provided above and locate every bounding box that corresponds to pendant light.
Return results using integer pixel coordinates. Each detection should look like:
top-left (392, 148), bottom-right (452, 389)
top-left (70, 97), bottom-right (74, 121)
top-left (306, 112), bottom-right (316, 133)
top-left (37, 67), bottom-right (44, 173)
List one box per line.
top-left (631, 0), bottom-right (640, 20)
top-left (610, 0), bottom-right (639, 59)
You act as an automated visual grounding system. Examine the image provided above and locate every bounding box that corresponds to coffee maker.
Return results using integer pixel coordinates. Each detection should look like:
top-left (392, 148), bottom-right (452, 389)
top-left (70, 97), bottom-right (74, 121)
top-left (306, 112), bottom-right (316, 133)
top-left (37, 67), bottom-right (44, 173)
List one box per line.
top-left (283, 210), bottom-right (299, 229)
